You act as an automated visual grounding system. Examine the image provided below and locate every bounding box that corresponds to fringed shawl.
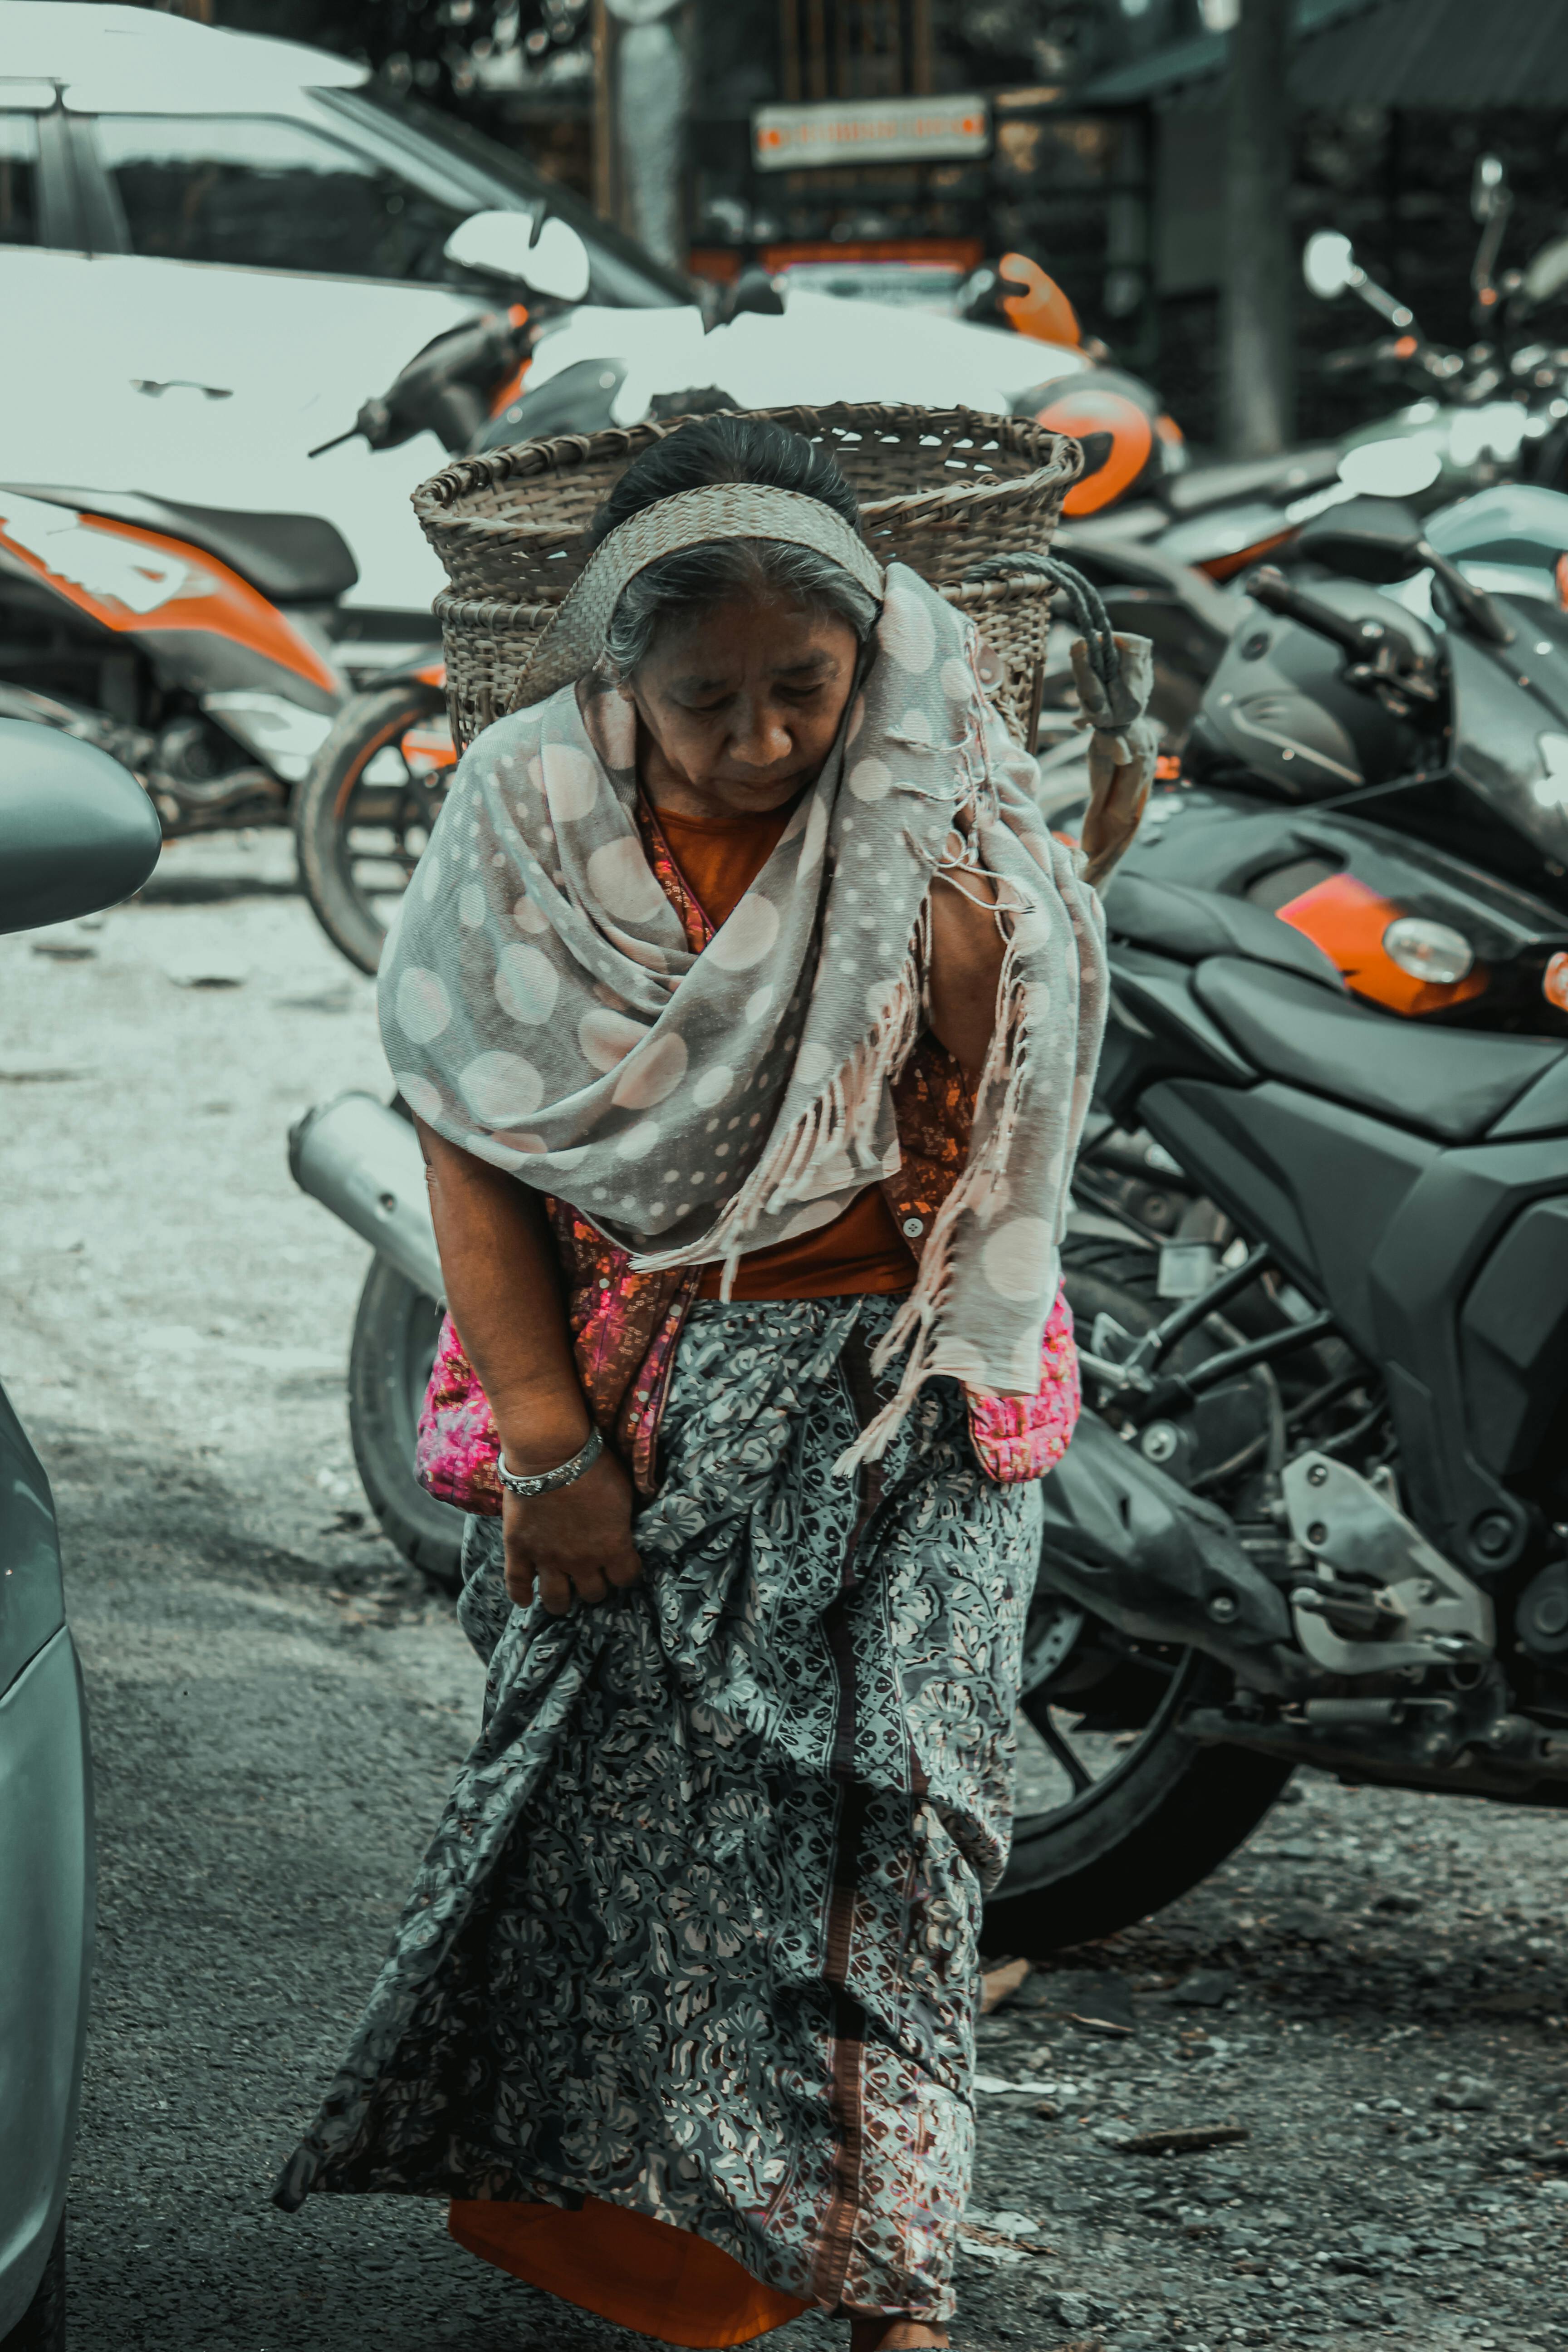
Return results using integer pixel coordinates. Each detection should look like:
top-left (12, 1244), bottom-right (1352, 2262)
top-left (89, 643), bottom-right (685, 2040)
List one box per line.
top-left (378, 562), bottom-right (1107, 1470)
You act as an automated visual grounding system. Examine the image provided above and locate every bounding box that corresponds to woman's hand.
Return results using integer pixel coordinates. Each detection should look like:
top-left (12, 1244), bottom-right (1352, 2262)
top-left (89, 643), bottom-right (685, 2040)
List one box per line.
top-left (501, 1444), bottom-right (643, 1615)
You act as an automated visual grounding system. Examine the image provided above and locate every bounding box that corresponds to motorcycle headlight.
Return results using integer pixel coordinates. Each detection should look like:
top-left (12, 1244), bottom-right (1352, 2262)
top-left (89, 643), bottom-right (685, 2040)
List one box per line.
top-left (1382, 916), bottom-right (1475, 986)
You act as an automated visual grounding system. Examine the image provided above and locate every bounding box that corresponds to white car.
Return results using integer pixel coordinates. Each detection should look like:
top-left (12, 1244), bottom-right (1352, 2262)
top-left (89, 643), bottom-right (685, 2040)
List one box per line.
top-left (0, 3), bottom-right (691, 612)
top-left (0, 3), bottom-right (1085, 612)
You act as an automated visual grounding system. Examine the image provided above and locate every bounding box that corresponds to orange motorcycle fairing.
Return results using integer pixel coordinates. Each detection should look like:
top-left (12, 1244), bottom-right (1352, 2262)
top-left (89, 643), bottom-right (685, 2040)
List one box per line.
top-left (0, 495), bottom-right (339, 704)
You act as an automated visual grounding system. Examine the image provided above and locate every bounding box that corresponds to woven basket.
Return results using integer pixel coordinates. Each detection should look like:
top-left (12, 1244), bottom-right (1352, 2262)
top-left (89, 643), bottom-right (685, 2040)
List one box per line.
top-left (413, 404), bottom-right (1082, 751)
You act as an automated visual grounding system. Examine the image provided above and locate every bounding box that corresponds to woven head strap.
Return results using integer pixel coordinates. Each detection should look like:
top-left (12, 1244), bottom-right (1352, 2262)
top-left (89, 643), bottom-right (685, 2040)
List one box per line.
top-left (508, 482), bottom-right (887, 708)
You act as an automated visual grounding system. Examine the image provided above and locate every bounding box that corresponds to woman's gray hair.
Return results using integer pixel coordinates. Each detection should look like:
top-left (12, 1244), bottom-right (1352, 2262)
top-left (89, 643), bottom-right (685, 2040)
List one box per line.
top-left (603, 537), bottom-right (879, 680)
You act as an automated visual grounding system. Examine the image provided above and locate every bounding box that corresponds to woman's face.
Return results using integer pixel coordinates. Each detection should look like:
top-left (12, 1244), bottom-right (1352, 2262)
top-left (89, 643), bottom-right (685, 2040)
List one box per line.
top-left (625, 594), bottom-right (860, 818)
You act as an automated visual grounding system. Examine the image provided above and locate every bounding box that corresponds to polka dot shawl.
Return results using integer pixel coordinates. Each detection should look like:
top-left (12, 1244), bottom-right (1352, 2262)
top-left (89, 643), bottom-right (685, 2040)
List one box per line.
top-left (378, 562), bottom-right (1107, 1471)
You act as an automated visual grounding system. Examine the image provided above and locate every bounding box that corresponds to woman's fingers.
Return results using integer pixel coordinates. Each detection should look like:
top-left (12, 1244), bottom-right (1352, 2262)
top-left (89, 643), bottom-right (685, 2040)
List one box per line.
top-left (534, 1561), bottom-right (576, 1617)
top-left (604, 1543), bottom-right (644, 1590)
top-left (503, 1541), bottom-right (537, 1607)
top-left (500, 1450), bottom-right (642, 1610)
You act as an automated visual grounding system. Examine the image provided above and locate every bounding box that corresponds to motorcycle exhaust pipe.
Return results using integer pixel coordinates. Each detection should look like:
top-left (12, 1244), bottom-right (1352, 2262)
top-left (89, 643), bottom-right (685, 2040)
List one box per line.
top-left (1038, 1411), bottom-right (1310, 1697)
top-left (289, 1091), bottom-right (444, 1300)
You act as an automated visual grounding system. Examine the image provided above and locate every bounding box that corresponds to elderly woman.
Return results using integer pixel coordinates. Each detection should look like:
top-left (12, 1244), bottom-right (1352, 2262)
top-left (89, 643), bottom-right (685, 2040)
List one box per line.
top-left (275, 415), bottom-right (1146, 2348)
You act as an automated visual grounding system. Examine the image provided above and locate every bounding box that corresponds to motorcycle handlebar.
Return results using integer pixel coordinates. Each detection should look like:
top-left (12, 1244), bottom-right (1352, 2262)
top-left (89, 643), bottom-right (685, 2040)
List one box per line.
top-left (1248, 567), bottom-right (1400, 661)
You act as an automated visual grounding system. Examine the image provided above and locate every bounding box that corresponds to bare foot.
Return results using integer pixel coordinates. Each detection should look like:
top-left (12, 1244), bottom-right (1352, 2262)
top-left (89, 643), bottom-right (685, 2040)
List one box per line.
top-left (847, 2320), bottom-right (951, 2351)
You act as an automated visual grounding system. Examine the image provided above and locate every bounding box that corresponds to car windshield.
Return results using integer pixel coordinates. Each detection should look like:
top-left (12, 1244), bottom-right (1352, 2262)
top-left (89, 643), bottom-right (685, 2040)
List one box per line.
top-left (318, 88), bottom-right (691, 310)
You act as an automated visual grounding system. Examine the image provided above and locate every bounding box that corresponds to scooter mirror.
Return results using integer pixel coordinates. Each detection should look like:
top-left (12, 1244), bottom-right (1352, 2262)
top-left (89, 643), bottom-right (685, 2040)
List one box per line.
top-left (1337, 438), bottom-right (1441, 499)
top-left (443, 210), bottom-right (592, 303)
top-left (1473, 153), bottom-right (1507, 225)
top-left (1523, 232), bottom-right (1568, 309)
top-left (1294, 496), bottom-right (1427, 584)
top-left (0, 718), bottom-right (161, 936)
top-left (1303, 230), bottom-right (1357, 301)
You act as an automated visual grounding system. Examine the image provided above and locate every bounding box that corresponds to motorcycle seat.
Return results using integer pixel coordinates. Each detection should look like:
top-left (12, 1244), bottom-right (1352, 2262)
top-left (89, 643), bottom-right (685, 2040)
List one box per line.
top-left (1103, 872), bottom-right (1344, 990)
top-left (1194, 958), bottom-right (1564, 1143)
top-left (1160, 445), bottom-right (1343, 519)
top-left (15, 488), bottom-right (359, 603)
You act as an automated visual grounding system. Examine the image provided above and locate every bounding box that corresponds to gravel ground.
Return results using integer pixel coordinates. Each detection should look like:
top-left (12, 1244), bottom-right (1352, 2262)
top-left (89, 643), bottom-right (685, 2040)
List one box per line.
top-left (3, 837), bottom-right (1566, 2352)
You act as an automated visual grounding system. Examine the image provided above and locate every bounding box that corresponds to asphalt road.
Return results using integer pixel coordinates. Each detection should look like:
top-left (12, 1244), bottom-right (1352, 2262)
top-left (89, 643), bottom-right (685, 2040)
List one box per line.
top-left (3, 835), bottom-right (1567, 2352)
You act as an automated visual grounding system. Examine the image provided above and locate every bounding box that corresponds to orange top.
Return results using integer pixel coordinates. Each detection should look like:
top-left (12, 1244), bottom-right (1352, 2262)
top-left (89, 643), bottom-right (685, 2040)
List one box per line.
top-left (652, 803), bottom-right (917, 1304)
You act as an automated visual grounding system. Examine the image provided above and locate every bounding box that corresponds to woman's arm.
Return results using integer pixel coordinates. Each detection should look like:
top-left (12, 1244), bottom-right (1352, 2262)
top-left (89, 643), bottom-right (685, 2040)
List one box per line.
top-left (926, 870), bottom-right (1005, 1080)
top-left (413, 1117), bottom-right (642, 1615)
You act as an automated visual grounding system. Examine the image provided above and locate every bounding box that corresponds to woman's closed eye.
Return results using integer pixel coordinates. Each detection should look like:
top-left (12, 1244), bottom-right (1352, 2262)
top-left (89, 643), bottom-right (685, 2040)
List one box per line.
top-left (681, 685), bottom-right (825, 717)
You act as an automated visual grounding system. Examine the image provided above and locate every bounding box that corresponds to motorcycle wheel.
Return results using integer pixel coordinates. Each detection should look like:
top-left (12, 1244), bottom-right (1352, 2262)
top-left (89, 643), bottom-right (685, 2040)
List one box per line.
top-left (985, 1237), bottom-right (1295, 1950)
top-left (294, 681), bottom-right (452, 975)
top-left (348, 1259), bottom-right (465, 1592)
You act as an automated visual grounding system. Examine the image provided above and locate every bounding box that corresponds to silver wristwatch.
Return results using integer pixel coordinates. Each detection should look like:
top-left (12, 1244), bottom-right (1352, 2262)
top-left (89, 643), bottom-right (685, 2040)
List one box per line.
top-left (497, 1426), bottom-right (604, 1499)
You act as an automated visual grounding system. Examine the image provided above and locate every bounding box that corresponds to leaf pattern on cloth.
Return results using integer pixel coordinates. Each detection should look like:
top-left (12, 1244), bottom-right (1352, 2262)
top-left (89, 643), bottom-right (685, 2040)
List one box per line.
top-left (274, 1294), bottom-right (1042, 2325)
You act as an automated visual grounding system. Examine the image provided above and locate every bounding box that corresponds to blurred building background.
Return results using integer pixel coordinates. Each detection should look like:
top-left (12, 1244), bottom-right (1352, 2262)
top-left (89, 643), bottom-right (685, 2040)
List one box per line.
top-left (137, 0), bottom-right (1568, 451)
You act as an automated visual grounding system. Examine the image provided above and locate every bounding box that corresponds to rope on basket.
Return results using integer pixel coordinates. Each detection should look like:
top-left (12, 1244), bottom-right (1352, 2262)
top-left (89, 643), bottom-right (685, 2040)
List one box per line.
top-left (960, 551), bottom-right (1158, 888)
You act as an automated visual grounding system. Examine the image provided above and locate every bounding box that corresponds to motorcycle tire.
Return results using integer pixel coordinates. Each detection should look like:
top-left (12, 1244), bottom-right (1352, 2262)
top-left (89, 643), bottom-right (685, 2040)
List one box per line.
top-left (348, 1259), bottom-right (465, 1592)
top-left (294, 681), bottom-right (449, 977)
top-left (985, 1236), bottom-right (1294, 1950)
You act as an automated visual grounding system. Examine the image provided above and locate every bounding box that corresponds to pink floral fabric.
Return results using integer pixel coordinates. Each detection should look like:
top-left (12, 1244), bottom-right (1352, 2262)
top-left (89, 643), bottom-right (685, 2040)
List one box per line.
top-left (416, 1280), bottom-right (1077, 1512)
top-left (966, 1287), bottom-right (1080, 1485)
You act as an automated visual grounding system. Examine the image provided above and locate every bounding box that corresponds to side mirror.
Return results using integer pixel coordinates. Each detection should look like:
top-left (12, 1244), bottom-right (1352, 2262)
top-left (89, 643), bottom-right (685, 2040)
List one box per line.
top-left (716, 265), bottom-right (784, 326)
top-left (0, 719), bottom-right (161, 936)
top-left (1303, 229), bottom-right (1357, 301)
top-left (1336, 437), bottom-right (1441, 500)
top-left (443, 210), bottom-right (591, 304)
top-left (1294, 497), bottom-right (1427, 584)
top-left (1473, 153), bottom-right (1508, 225)
top-left (1523, 233), bottom-right (1568, 309)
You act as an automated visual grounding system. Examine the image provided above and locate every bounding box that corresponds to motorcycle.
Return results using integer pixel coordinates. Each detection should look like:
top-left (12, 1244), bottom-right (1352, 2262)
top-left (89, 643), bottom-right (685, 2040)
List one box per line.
top-left (1049, 152), bottom-right (1568, 750)
top-left (0, 210), bottom-right (590, 955)
top-left (972, 487), bottom-right (1568, 1945)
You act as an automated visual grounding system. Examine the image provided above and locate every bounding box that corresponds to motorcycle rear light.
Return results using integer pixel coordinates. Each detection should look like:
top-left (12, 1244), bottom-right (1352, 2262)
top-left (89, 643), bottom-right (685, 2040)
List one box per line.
top-left (1381, 916), bottom-right (1474, 986)
top-left (1544, 951), bottom-right (1568, 1012)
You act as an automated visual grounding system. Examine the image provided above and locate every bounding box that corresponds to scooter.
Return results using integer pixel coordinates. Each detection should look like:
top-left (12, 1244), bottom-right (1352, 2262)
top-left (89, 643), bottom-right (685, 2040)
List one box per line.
top-left (0, 211), bottom-right (590, 943)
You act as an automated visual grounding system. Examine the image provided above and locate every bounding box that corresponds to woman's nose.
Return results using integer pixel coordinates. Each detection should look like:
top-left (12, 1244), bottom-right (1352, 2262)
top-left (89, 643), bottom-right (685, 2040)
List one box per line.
top-left (728, 700), bottom-right (793, 770)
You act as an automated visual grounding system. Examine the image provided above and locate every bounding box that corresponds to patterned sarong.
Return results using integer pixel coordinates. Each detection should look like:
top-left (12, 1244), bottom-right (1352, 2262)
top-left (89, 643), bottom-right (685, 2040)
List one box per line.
top-left (274, 1294), bottom-right (1042, 2323)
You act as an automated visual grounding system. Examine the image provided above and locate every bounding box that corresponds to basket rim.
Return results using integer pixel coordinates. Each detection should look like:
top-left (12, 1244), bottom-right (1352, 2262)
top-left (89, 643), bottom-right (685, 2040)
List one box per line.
top-left (432, 566), bottom-right (1061, 628)
top-left (413, 402), bottom-right (1082, 529)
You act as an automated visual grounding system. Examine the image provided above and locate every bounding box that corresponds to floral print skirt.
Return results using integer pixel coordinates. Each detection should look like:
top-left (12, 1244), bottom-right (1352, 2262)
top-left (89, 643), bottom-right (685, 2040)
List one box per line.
top-left (274, 1294), bottom-right (1043, 2324)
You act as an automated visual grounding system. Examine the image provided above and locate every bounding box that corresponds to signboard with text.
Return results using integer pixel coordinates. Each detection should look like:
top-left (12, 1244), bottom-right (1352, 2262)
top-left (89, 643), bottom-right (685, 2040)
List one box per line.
top-left (752, 96), bottom-right (990, 173)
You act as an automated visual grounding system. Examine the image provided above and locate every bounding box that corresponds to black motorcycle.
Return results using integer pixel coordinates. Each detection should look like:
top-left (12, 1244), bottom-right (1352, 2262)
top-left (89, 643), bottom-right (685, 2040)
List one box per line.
top-left (985, 489), bottom-right (1568, 1948)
